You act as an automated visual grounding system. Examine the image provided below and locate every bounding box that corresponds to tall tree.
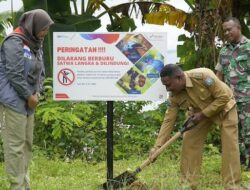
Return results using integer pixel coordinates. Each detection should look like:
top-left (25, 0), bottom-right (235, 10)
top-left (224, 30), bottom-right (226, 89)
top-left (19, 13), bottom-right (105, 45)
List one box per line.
top-left (107, 0), bottom-right (250, 69)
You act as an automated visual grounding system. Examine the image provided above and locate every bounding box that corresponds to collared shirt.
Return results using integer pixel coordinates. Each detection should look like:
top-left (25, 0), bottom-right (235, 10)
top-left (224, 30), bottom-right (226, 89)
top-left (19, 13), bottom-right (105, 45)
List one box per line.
top-left (155, 68), bottom-right (236, 147)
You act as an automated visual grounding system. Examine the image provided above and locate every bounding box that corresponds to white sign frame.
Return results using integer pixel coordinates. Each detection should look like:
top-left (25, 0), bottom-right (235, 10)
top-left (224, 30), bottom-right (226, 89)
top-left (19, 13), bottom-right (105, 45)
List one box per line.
top-left (53, 32), bottom-right (168, 101)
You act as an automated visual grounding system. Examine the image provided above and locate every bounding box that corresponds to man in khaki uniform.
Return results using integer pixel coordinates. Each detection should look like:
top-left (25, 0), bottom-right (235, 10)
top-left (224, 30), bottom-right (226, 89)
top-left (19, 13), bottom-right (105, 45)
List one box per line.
top-left (149, 64), bottom-right (240, 190)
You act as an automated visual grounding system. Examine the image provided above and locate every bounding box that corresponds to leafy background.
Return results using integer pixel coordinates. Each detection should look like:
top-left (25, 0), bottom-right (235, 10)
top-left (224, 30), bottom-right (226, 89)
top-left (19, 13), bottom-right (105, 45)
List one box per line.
top-left (0, 1), bottom-right (250, 189)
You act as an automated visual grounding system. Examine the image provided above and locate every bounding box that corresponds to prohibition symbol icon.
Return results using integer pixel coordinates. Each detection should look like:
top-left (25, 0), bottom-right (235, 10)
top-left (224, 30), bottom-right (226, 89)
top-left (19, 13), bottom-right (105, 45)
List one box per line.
top-left (57, 68), bottom-right (75, 86)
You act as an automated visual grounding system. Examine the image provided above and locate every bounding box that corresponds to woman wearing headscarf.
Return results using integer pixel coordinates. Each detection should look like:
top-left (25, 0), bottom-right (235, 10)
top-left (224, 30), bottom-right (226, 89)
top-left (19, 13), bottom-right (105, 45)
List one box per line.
top-left (0, 9), bottom-right (54, 190)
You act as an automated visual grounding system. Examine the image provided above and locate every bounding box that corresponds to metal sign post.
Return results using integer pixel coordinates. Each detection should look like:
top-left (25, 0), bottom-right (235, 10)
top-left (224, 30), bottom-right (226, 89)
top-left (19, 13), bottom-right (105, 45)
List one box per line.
top-left (106, 101), bottom-right (113, 187)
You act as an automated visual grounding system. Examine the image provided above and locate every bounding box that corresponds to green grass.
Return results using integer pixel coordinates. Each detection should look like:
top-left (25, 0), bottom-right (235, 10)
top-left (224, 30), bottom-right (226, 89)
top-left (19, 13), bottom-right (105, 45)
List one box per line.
top-left (0, 151), bottom-right (250, 190)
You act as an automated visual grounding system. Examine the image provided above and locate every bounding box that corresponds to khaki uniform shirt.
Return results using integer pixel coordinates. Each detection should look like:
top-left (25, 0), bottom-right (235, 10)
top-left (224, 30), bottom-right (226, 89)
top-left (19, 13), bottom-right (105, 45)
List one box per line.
top-left (155, 68), bottom-right (236, 147)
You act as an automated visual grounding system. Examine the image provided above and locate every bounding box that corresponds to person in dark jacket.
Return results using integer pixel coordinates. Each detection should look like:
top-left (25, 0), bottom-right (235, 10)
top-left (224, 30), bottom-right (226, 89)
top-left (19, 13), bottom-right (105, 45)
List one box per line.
top-left (0, 9), bottom-right (54, 190)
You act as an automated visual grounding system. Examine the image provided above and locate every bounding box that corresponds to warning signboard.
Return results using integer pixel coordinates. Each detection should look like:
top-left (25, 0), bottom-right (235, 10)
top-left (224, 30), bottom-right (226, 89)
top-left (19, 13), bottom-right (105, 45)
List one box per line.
top-left (53, 32), bottom-right (168, 101)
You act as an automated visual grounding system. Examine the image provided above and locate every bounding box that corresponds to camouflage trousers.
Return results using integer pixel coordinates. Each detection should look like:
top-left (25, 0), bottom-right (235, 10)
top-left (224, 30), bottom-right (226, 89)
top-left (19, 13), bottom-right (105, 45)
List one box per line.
top-left (237, 102), bottom-right (250, 158)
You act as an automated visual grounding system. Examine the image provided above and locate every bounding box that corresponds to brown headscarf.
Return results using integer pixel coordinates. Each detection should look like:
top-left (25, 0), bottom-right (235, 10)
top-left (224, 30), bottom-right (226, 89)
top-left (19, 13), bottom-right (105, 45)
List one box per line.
top-left (14, 9), bottom-right (54, 51)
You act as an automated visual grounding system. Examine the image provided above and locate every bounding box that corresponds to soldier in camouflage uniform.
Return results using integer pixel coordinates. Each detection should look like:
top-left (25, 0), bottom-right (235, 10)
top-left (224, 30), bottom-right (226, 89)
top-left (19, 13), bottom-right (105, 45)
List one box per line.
top-left (215, 17), bottom-right (250, 170)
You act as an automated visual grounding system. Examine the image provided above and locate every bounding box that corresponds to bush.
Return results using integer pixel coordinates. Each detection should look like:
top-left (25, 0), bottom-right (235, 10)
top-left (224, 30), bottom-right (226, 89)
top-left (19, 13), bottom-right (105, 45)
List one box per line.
top-left (33, 78), bottom-right (221, 162)
top-left (34, 78), bottom-right (164, 161)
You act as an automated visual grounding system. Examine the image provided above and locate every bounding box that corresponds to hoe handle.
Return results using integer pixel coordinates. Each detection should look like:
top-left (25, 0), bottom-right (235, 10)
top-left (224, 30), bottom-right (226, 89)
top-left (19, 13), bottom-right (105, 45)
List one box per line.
top-left (138, 118), bottom-right (194, 172)
top-left (139, 131), bottom-right (182, 170)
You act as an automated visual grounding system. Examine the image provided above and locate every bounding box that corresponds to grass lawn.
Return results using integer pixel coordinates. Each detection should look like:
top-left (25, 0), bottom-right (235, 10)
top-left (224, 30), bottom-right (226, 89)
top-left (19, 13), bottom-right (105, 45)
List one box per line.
top-left (0, 151), bottom-right (250, 190)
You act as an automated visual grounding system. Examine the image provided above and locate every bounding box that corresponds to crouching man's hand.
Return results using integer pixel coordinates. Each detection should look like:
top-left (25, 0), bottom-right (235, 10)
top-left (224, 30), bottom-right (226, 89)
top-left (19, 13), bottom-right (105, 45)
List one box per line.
top-left (191, 112), bottom-right (206, 124)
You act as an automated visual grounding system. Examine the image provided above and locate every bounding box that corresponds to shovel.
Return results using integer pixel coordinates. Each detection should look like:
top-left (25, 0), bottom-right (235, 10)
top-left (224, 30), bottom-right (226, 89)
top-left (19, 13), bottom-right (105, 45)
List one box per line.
top-left (102, 117), bottom-right (195, 190)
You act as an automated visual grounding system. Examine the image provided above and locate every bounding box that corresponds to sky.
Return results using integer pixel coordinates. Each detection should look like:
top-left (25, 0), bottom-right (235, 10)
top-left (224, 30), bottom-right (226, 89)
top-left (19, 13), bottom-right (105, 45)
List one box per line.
top-left (0, 0), bottom-right (23, 12)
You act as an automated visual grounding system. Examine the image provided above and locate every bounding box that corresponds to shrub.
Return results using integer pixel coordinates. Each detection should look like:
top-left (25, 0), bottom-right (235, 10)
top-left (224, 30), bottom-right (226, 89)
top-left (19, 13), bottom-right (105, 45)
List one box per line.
top-left (33, 78), bottom-right (221, 162)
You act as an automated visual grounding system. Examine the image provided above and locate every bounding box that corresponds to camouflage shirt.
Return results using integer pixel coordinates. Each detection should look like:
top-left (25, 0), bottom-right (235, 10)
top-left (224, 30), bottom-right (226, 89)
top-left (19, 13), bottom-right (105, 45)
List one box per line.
top-left (215, 36), bottom-right (250, 102)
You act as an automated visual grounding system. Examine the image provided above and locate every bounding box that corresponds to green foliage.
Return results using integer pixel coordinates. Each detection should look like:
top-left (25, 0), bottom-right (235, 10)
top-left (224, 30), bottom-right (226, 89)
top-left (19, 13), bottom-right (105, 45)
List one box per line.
top-left (0, 11), bottom-right (14, 43)
top-left (107, 16), bottom-right (136, 32)
top-left (0, 77), bottom-right (222, 163)
top-left (206, 125), bottom-right (221, 150)
top-left (51, 14), bottom-right (101, 32)
top-left (0, 141), bottom-right (3, 162)
top-left (34, 78), bottom-right (106, 160)
top-left (34, 78), bottom-right (222, 162)
top-left (177, 34), bottom-right (197, 70)
top-left (34, 78), bottom-right (161, 161)
top-left (1, 147), bottom-right (249, 190)
top-left (36, 105), bottom-right (83, 139)
top-left (177, 33), bottom-right (221, 70)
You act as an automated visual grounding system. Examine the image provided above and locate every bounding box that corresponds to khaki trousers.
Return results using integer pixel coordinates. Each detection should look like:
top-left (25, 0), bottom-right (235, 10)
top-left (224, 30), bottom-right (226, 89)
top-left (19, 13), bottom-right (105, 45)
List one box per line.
top-left (0, 104), bottom-right (34, 190)
top-left (180, 106), bottom-right (241, 190)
